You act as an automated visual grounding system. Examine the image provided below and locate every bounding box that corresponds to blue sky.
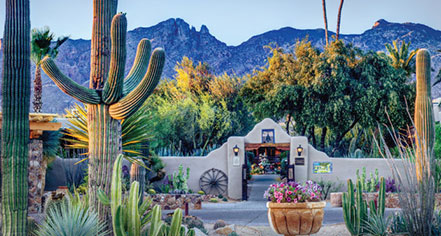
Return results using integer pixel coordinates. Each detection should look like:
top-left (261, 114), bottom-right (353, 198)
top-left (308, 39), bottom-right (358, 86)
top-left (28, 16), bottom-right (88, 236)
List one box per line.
top-left (1, 0), bottom-right (440, 46)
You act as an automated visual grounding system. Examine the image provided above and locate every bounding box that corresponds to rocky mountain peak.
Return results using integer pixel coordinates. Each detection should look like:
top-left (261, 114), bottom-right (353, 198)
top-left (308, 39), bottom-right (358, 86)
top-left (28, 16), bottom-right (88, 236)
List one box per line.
top-left (372, 19), bottom-right (391, 29)
top-left (1, 18), bottom-right (440, 113)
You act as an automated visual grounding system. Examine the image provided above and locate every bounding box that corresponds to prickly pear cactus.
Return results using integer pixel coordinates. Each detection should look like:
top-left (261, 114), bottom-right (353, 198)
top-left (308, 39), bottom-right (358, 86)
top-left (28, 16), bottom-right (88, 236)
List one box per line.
top-left (1, 0), bottom-right (31, 235)
top-left (172, 165), bottom-right (190, 193)
top-left (414, 49), bottom-right (434, 181)
top-left (40, 0), bottom-right (165, 225)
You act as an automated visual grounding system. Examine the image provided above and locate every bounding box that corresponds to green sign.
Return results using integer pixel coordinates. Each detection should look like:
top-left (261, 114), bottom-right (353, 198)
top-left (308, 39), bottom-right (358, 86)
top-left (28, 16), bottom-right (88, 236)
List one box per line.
top-left (313, 162), bottom-right (332, 174)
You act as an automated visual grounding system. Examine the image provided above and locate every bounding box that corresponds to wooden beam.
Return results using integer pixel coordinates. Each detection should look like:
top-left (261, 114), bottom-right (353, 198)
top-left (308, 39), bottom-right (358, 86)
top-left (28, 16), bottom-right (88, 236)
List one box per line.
top-left (245, 143), bottom-right (290, 151)
top-left (29, 121), bottom-right (61, 131)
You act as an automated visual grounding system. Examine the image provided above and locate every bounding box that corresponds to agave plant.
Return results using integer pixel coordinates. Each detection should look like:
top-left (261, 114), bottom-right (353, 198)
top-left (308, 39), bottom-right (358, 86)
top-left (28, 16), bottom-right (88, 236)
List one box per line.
top-left (36, 197), bottom-right (108, 236)
top-left (63, 103), bottom-right (151, 162)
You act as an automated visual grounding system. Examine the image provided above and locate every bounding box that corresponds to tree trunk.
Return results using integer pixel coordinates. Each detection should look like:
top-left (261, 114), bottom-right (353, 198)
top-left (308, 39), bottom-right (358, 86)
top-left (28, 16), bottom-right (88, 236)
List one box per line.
top-left (285, 114), bottom-right (291, 135)
top-left (322, 0), bottom-right (329, 46)
top-left (336, 0), bottom-right (344, 41)
top-left (33, 64), bottom-right (42, 112)
top-left (87, 104), bottom-right (122, 225)
top-left (310, 126), bottom-right (317, 147)
top-left (320, 127), bottom-right (327, 150)
top-left (1, 0), bottom-right (31, 234)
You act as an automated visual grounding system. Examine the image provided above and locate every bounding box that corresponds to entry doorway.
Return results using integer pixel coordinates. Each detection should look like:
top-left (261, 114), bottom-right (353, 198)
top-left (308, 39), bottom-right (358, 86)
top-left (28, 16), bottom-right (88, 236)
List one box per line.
top-left (242, 143), bottom-right (292, 200)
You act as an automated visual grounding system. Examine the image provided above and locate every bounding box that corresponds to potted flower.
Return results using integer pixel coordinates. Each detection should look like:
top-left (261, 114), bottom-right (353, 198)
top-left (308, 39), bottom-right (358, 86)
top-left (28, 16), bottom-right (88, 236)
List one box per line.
top-left (264, 181), bottom-right (326, 236)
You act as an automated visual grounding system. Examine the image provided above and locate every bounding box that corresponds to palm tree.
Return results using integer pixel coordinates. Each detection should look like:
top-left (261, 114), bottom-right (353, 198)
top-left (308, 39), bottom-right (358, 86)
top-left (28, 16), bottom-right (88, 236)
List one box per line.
top-left (31, 27), bottom-right (68, 112)
top-left (322, 0), bottom-right (329, 46)
top-left (336, 0), bottom-right (344, 40)
top-left (385, 40), bottom-right (418, 77)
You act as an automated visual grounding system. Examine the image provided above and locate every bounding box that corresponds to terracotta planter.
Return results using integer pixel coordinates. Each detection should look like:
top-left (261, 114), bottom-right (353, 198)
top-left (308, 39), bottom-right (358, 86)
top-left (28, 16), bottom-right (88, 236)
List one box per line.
top-left (267, 201), bottom-right (326, 236)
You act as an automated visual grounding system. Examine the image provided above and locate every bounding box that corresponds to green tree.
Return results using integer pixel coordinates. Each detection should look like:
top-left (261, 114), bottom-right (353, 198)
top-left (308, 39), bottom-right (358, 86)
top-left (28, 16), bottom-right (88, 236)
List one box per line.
top-left (385, 40), bottom-right (418, 77)
top-left (241, 40), bottom-right (414, 155)
top-left (145, 57), bottom-right (253, 156)
top-left (31, 27), bottom-right (68, 112)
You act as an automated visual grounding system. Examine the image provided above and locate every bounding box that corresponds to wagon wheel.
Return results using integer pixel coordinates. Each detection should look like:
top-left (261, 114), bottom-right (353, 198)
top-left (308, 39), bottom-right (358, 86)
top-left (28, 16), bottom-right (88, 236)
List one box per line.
top-left (199, 168), bottom-right (228, 195)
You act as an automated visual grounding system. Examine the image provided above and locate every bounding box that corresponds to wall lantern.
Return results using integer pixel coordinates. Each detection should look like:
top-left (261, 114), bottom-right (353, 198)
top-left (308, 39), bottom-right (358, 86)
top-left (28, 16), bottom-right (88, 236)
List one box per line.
top-left (233, 145), bottom-right (240, 156)
top-left (297, 145), bottom-right (303, 156)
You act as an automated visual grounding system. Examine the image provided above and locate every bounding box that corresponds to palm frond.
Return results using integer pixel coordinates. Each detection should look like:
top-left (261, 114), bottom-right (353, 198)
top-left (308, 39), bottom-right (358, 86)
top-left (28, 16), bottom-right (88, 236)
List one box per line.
top-left (63, 103), bottom-right (151, 159)
top-left (31, 26), bottom-right (69, 64)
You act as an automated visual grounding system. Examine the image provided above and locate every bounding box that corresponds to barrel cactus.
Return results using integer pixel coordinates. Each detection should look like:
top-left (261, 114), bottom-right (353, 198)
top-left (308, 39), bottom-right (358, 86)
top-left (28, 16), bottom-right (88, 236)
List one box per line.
top-left (40, 0), bottom-right (165, 224)
top-left (130, 157), bottom-right (146, 203)
top-left (1, 0), bottom-right (31, 234)
top-left (414, 49), bottom-right (434, 181)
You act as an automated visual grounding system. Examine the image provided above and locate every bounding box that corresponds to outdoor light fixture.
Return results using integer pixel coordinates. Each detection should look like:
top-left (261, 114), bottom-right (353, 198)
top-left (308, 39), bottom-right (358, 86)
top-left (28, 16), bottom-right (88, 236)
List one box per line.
top-left (297, 145), bottom-right (303, 156)
top-left (233, 145), bottom-right (240, 156)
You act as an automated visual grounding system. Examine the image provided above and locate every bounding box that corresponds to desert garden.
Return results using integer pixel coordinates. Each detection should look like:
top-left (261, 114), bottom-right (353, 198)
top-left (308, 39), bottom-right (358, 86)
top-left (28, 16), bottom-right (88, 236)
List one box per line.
top-left (1, 0), bottom-right (441, 235)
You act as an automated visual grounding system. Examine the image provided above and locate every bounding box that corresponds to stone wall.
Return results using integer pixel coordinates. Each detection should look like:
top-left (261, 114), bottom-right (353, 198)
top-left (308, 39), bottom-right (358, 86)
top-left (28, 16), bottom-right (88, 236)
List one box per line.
top-left (149, 194), bottom-right (203, 210)
top-left (28, 139), bottom-right (44, 213)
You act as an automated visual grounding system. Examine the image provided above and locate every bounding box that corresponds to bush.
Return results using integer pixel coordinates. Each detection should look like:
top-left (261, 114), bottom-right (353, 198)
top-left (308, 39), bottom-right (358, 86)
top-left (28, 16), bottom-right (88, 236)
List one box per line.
top-left (209, 198), bottom-right (218, 203)
top-left (316, 179), bottom-right (343, 200)
top-left (197, 190), bottom-right (205, 195)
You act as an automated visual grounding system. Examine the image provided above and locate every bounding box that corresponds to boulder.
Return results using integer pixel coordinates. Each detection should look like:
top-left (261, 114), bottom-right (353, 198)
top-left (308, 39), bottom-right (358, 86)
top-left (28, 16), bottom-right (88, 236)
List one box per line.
top-left (214, 225), bottom-right (234, 235)
top-left (213, 219), bottom-right (226, 230)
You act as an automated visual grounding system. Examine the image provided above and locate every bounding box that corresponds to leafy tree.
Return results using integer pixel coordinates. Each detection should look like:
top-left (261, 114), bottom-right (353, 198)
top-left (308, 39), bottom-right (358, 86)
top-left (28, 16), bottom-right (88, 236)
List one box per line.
top-left (144, 57), bottom-right (254, 156)
top-left (30, 27), bottom-right (68, 112)
top-left (241, 40), bottom-right (414, 155)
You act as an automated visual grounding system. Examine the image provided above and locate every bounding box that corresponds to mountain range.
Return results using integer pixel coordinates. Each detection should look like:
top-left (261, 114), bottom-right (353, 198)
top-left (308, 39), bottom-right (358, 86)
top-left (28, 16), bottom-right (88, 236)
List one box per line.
top-left (1, 18), bottom-right (441, 113)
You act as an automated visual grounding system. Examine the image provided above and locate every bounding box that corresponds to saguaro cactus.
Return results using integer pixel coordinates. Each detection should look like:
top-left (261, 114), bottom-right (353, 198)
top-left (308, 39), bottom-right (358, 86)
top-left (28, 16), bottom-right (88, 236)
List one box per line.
top-left (414, 49), bottom-right (434, 181)
top-left (41, 1), bottom-right (165, 224)
top-left (1, 0), bottom-right (31, 235)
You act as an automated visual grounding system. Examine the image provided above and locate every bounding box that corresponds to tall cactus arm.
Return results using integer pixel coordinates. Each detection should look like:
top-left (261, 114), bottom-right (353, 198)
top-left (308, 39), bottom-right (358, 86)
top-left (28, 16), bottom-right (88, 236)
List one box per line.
top-left (41, 57), bottom-right (101, 104)
top-left (123, 39), bottom-right (152, 96)
top-left (109, 48), bottom-right (165, 120)
top-left (102, 13), bottom-right (127, 104)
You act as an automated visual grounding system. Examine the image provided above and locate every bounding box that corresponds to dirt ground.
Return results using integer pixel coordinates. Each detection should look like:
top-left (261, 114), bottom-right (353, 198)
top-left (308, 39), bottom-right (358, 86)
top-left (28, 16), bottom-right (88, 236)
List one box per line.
top-left (205, 223), bottom-right (350, 236)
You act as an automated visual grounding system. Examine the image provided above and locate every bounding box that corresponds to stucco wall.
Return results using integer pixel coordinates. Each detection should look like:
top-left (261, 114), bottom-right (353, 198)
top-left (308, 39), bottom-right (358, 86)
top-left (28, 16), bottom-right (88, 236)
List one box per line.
top-left (160, 143), bottom-right (229, 194)
top-left (307, 145), bottom-right (405, 189)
